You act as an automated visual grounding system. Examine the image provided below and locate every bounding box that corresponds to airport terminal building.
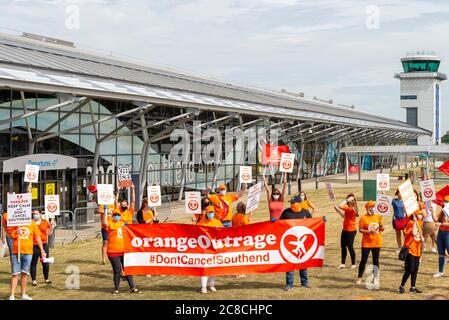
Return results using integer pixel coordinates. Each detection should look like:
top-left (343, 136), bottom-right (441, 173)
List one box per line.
top-left (0, 33), bottom-right (430, 211)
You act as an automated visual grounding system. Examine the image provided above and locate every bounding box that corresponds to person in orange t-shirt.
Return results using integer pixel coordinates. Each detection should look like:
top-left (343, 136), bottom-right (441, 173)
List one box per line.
top-left (334, 193), bottom-right (359, 269)
top-left (206, 183), bottom-right (247, 228)
top-left (198, 206), bottom-right (222, 293)
top-left (356, 200), bottom-right (384, 285)
top-left (9, 218), bottom-right (46, 301)
top-left (102, 209), bottom-right (140, 295)
top-left (30, 210), bottom-right (54, 286)
top-left (232, 202), bottom-right (251, 227)
top-left (399, 205), bottom-right (425, 294)
top-left (114, 183), bottom-right (136, 224)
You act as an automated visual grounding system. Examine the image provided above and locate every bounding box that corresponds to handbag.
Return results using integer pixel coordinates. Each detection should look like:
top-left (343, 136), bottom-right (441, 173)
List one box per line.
top-left (398, 246), bottom-right (409, 261)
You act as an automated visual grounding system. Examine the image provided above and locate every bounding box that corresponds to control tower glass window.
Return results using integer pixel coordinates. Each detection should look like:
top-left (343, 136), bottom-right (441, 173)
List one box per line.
top-left (402, 60), bottom-right (440, 73)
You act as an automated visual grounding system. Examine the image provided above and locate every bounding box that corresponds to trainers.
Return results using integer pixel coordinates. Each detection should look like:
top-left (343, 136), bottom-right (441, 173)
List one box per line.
top-left (130, 288), bottom-right (141, 294)
top-left (301, 284), bottom-right (311, 289)
top-left (433, 272), bottom-right (444, 278)
top-left (32, 280), bottom-right (37, 286)
top-left (338, 264), bottom-right (346, 269)
top-left (396, 249), bottom-right (400, 254)
top-left (201, 287), bottom-right (207, 294)
top-left (398, 286), bottom-right (405, 294)
top-left (432, 248), bottom-right (437, 253)
top-left (284, 286), bottom-right (293, 292)
top-left (112, 290), bottom-right (119, 295)
top-left (21, 294), bottom-right (32, 301)
top-left (351, 265), bottom-right (357, 269)
top-left (410, 287), bottom-right (422, 294)
top-left (209, 286), bottom-right (217, 292)
top-left (45, 280), bottom-right (52, 285)
top-left (356, 278), bottom-right (363, 285)
top-left (8, 296), bottom-right (14, 300)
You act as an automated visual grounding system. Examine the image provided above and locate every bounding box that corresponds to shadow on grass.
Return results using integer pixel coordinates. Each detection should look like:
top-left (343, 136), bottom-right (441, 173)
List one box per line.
top-left (142, 280), bottom-right (283, 292)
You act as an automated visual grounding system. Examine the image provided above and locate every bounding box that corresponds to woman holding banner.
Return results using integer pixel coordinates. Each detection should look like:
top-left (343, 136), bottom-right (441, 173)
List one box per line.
top-left (30, 210), bottom-right (54, 286)
top-left (197, 205), bottom-right (222, 293)
top-left (433, 196), bottom-right (449, 278)
top-left (262, 173), bottom-right (287, 220)
top-left (398, 206), bottom-right (425, 294)
top-left (356, 200), bottom-right (384, 285)
top-left (102, 209), bottom-right (141, 295)
top-left (333, 194), bottom-right (358, 269)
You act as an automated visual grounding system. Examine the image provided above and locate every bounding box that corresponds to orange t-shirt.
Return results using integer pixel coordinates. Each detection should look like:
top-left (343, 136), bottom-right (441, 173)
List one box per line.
top-left (341, 205), bottom-right (357, 232)
top-left (198, 218), bottom-right (223, 228)
top-left (34, 220), bottom-right (50, 245)
top-left (11, 221), bottom-right (41, 255)
top-left (107, 220), bottom-right (125, 254)
top-left (232, 213), bottom-right (250, 227)
top-left (142, 209), bottom-right (154, 223)
top-left (2, 212), bottom-right (15, 237)
top-left (114, 208), bottom-right (134, 225)
top-left (403, 219), bottom-right (423, 257)
top-left (209, 194), bottom-right (238, 221)
top-left (359, 214), bottom-right (383, 248)
top-left (299, 200), bottom-right (313, 211)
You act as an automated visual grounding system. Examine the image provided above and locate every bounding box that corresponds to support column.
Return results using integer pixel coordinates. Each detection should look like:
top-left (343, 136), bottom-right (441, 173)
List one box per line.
top-left (358, 154), bottom-right (362, 181)
top-left (380, 156), bottom-right (383, 173)
top-left (345, 153), bottom-right (349, 184)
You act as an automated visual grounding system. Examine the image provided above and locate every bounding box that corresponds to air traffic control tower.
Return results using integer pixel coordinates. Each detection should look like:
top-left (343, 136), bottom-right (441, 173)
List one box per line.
top-left (395, 51), bottom-right (447, 145)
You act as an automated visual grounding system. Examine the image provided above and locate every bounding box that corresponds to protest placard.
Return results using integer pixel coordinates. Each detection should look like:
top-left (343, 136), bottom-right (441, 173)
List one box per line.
top-left (325, 183), bottom-right (336, 202)
top-left (148, 185), bottom-right (162, 207)
top-left (239, 166), bottom-right (253, 184)
top-left (376, 173), bottom-right (390, 191)
top-left (280, 153), bottom-right (295, 173)
top-left (97, 184), bottom-right (115, 205)
top-left (24, 164), bottom-right (39, 183)
top-left (44, 194), bottom-right (60, 218)
top-left (7, 193), bottom-right (32, 227)
top-left (117, 164), bottom-right (133, 188)
top-left (246, 182), bottom-right (263, 214)
top-left (185, 191), bottom-right (201, 214)
top-left (420, 179), bottom-right (436, 202)
top-left (375, 194), bottom-right (391, 216)
top-left (398, 179), bottom-right (419, 216)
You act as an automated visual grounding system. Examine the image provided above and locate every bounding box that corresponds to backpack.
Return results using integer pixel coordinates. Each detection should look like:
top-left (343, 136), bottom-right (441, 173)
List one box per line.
top-left (392, 199), bottom-right (408, 230)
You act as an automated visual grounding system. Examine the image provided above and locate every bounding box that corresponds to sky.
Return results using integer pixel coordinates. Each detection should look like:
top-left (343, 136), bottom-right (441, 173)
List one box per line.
top-left (1, 0), bottom-right (449, 133)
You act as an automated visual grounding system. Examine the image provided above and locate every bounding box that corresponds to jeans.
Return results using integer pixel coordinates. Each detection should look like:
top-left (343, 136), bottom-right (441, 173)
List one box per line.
top-left (341, 230), bottom-right (356, 265)
top-left (437, 231), bottom-right (449, 273)
top-left (10, 254), bottom-right (32, 275)
top-left (286, 269), bottom-right (309, 287)
top-left (222, 221), bottom-right (232, 228)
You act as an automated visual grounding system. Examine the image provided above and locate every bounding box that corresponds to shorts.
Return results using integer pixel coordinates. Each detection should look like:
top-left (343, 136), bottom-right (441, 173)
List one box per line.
top-left (10, 254), bottom-right (32, 275)
top-left (101, 228), bottom-right (109, 241)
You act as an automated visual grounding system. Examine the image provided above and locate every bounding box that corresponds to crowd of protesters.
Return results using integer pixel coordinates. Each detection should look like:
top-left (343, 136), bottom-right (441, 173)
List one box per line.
top-left (2, 170), bottom-right (449, 298)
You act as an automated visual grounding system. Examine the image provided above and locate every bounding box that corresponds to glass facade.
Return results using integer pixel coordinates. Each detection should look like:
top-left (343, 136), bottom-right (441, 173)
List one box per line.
top-left (402, 60), bottom-right (440, 73)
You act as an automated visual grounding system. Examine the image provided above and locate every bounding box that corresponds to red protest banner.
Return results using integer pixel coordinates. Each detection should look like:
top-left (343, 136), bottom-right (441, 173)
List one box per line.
top-left (433, 185), bottom-right (449, 207)
top-left (262, 144), bottom-right (290, 165)
top-left (123, 218), bottom-right (325, 276)
top-left (438, 160), bottom-right (449, 177)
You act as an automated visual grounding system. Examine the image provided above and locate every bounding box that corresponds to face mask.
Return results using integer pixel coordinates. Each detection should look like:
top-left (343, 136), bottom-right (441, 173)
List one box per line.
top-left (417, 214), bottom-right (423, 220)
top-left (299, 195), bottom-right (305, 201)
top-left (273, 195), bottom-right (280, 200)
top-left (121, 206), bottom-right (128, 211)
top-left (207, 212), bottom-right (215, 219)
top-left (291, 203), bottom-right (302, 213)
top-left (219, 190), bottom-right (226, 196)
top-left (113, 215), bottom-right (121, 221)
top-left (32, 214), bottom-right (41, 221)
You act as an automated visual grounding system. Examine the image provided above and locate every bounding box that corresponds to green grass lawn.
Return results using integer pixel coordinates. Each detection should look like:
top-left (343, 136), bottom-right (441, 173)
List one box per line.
top-left (1, 180), bottom-right (449, 300)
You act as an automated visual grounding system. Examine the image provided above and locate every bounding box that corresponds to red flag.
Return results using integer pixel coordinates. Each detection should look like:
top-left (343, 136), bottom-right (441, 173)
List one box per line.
top-left (438, 160), bottom-right (449, 177)
top-left (262, 144), bottom-right (290, 165)
top-left (433, 185), bottom-right (449, 207)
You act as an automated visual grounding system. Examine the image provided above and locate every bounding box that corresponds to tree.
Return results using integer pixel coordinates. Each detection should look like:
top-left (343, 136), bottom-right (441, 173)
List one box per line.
top-left (442, 134), bottom-right (449, 144)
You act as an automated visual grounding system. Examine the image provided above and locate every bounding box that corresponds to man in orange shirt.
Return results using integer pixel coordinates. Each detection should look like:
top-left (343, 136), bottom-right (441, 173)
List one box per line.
top-left (114, 183), bottom-right (136, 224)
top-left (30, 210), bottom-right (54, 286)
top-left (9, 218), bottom-right (46, 300)
top-left (206, 183), bottom-right (247, 228)
top-left (232, 202), bottom-right (251, 227)
top-left (356, 200), bottom-right (384, 286)
top-left (399, 205), bottom-right (425, 294)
